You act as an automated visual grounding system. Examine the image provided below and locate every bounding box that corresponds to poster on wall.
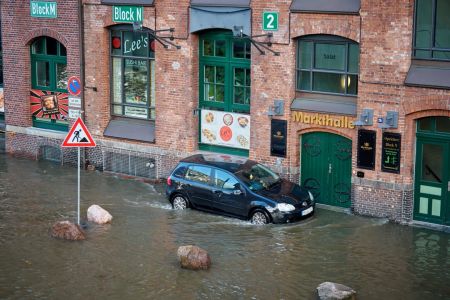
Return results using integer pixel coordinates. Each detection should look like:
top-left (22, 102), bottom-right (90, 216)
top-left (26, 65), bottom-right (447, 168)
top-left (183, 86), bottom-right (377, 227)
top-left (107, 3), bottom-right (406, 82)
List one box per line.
top-left (30, 89), bottom-right (69, 120)
top-left (270, 119), bottom-right (287, 157)
top-left (381, 132), bottom-right (401, 174)
top-left (357, 129), bottom-right (376, 170)
top-left (0, 88), bottom-right (4, 113)
top-left (201, 109), bottom-right (250, 150)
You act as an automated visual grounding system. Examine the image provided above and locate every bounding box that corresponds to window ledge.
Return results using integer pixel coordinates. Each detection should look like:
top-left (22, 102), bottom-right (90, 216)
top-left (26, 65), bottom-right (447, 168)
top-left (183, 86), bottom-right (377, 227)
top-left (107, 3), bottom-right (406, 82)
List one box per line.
top-left (291, 94), bottom-right (356, 116)
top-left (104, 118), bottom-right (155, 143)
top-left (6, 125), bottom-right (67, 139)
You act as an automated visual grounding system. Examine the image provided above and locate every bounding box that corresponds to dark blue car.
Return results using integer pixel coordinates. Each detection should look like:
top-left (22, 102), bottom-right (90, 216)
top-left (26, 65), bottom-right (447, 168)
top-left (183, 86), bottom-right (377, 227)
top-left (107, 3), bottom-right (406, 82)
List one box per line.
top-left (166, 154), bottom-right (315, 224)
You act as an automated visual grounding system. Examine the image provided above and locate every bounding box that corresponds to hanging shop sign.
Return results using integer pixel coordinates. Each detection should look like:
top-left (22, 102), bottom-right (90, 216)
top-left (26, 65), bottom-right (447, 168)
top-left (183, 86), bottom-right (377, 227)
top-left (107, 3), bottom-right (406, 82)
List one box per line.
top-left (30, 1), bottom-right (57, 18)
top-left (30, 90), bottom-right (68, 120)
top-left (201, 109), bottom-right (250, 150)
top-left (381, 132), bottom-right (401, 174)
top-left (292, 111), bottom-right (355, 129)
top-left (112, 6), bottom-right (143, 23)
top-left (270, 119), bottom-right (287, 157)
top-left (263, 12), bottom-right (278, 31)
top-left (357, 129), bottom-right (376, 170)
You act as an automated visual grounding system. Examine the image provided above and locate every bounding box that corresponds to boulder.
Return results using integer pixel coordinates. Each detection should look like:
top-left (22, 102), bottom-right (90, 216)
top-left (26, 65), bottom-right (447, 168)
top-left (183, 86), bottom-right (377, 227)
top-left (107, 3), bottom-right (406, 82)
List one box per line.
top-left (51, 221), bottom-right (86, 241)
top-left (317, 282), bottom-right (356, 300)
top-left (87, 205), bottom-right (113, 224)
top-left (177, 245), bottom-right (211, 270)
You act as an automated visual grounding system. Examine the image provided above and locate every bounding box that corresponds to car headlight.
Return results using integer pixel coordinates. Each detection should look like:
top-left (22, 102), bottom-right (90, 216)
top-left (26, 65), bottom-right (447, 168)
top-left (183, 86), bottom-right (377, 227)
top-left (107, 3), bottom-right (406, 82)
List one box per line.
top-left (276, 203), bottom-right (296, 212)
top-left (308, 191), bottom-right (314, 202)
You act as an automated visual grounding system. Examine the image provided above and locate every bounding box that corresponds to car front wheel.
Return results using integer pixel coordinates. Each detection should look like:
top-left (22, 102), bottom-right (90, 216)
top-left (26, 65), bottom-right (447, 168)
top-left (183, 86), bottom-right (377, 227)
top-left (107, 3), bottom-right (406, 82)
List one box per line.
top-left (250, 210), bottom-right (270, 225)
top-left (172, 195), bottom-right (188, 210)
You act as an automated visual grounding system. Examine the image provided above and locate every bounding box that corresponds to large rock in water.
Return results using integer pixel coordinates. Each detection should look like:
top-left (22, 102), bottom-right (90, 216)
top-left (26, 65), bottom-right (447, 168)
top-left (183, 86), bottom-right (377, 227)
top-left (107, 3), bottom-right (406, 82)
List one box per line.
top-left (177, 245), bottom-right (211, 270)
top-left (317, 282), bottom-right (356, 300)
top-left (51, 221), bottom-right (86, 241)
top-left (87, 205), bottom-right (113, 224)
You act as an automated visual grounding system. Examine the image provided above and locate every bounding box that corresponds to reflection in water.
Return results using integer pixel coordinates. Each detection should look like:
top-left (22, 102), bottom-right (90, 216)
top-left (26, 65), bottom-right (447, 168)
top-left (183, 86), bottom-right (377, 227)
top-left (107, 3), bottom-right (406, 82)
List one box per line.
top-left (0, 155), bottom-right (449, 299)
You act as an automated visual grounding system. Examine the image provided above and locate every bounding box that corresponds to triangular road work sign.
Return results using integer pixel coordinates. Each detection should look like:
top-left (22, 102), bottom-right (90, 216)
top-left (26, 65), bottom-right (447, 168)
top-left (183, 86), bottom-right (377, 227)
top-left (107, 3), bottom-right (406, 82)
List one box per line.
top-left (62, 117), bottom-right (96, 147)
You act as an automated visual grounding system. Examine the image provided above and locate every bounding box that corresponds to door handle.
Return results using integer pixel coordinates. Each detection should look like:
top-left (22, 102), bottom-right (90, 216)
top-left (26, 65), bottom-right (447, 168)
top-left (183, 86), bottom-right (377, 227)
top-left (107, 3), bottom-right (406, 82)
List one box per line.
top-left (328, 163), bottom-right (332, 174)
top-left (448, 181), bottom-right (450, 192)
top-left (213, 190), bottom-right (223, 196)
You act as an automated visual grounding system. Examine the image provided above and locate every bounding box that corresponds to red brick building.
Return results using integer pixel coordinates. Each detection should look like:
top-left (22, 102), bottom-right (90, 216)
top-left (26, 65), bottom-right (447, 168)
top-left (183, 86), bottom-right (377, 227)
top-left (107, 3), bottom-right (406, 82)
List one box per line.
top-left (2, 0), bottom-right (450, 228)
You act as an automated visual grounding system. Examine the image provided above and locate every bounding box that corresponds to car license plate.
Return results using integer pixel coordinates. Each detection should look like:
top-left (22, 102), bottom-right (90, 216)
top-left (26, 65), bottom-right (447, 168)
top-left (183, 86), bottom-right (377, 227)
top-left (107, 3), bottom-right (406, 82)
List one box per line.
top-left (302, 206), bottom-right (313, 216)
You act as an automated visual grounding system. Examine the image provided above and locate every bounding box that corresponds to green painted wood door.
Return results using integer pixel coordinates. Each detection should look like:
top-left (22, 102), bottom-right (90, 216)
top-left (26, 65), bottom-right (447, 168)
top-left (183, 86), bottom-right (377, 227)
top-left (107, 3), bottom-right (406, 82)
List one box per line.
top-left (414, 138), bottom-right (450, 225)
top-left (301, 132), bottom-right (352, 208)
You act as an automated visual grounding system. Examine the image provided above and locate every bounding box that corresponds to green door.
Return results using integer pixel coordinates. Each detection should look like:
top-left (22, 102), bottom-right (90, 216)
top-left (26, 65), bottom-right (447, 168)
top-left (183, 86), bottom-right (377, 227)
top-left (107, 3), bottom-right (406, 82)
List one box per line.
top-left (301, 132), bottom-right (352, 208)
top-left (414, 138), bottom-right (450, 225)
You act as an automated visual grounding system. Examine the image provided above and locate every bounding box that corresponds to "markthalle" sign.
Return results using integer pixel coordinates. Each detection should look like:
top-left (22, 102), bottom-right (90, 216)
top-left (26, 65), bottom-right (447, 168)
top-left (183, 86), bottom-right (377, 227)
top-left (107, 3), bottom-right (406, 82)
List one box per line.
top-left (292, 111), bottom-right (356, 129)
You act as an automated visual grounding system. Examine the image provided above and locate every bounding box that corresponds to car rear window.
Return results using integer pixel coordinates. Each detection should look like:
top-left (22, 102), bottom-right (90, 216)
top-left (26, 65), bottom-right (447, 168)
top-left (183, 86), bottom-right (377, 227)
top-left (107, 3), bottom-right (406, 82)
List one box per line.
top-left (185, 165), bottom-right (212, 184)
top-left (172, 165), bottom-right (187, 178)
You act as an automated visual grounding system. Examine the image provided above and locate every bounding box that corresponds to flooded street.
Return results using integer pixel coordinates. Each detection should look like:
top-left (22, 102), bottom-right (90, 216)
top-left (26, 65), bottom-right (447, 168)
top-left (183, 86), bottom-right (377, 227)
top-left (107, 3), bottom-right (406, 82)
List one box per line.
top-left (0, 155), bottom-right (449, 300)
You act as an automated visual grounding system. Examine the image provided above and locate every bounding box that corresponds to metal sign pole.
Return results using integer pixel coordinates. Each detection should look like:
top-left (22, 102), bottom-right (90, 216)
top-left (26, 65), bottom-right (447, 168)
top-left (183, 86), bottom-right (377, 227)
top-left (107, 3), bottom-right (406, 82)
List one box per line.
top-left (77, 147), bottom-right (80, 225)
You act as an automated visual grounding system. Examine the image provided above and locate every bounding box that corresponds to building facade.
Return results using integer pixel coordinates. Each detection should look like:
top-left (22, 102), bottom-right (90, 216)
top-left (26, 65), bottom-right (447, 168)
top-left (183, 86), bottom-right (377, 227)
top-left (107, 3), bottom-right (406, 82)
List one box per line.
top-left (2, 0), bottom-right (450, 227)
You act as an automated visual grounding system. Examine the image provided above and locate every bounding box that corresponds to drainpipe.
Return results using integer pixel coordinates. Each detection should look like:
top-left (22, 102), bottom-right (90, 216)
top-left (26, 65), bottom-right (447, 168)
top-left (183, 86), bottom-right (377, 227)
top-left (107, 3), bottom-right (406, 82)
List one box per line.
top-left (78, 0), bottom-right (86, 169)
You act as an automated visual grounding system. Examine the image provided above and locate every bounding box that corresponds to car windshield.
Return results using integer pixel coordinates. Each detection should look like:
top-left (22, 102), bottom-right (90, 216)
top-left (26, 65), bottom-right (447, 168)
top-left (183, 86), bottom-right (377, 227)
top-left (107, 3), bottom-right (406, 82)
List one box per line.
top-left (235, 163), bottom-right (281, 191)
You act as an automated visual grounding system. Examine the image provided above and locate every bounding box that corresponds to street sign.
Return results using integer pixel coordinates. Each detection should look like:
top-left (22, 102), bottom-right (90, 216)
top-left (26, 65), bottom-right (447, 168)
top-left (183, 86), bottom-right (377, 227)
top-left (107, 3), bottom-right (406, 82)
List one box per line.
top-left (68, 96), bottom-right (81, 108)
top-left (68, 109), bottom-right (81, 119)
top-left (113, 6), bottom-right (143, 23)
top-left (67, 76), bottom-right (82, 96)
top-left (62, 117), bottom-right (96, 147)
top-left (30, 1), bottom-right (57, 18)
top-left (263, 12), bottom-right (278, 31)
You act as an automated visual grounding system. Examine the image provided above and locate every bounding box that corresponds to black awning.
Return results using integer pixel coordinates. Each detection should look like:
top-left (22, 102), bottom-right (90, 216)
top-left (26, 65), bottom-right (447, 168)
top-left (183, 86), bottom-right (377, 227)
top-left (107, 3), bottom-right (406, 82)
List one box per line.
top-left (290, 0), bottom-right (360, 14)
top-left (291, 98), bottom-right (356, 116)
top-left (191, 0), bottom-right (250, 7)
top-left (101, 0), bottom-right (154, 5)
top-left (405, 64), bottom-right (450, 89)
top-left (104, 119), bottom-right (155, 143)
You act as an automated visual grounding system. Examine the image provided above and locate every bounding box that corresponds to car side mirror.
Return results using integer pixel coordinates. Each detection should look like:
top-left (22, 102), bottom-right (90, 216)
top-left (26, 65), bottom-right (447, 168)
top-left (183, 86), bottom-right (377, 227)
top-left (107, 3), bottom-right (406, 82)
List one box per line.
top-left (233, 183), bottom-right (243, 195)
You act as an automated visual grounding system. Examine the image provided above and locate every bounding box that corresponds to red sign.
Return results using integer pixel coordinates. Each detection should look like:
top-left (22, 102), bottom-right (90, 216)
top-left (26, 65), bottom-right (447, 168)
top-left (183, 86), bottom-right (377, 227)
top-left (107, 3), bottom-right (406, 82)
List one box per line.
top-left (67, 76), bottom-right (82, 96)
top-left (62, 117), bottom-right (96, 147)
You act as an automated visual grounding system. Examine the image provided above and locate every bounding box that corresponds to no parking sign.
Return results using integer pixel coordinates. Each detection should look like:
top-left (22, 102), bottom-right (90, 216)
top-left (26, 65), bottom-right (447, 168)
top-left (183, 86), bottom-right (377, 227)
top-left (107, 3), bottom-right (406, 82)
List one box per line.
top-left (67, 76), bottom-right (82, 96)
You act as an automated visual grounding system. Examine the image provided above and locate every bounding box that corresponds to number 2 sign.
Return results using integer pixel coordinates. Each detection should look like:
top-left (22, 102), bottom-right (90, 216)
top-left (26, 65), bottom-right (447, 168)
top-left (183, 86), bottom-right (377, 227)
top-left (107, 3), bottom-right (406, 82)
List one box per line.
top-left (263, 12), bottom-right (278, 31)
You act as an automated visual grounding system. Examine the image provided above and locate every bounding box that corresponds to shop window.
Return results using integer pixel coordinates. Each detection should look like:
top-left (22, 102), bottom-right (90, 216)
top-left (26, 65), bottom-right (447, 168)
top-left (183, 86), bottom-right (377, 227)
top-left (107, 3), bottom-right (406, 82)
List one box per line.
top-left (418, 116), bottom-right (450, 134)
top-left (110, 28), bottom-right (155, 120)
top-left (199, 30), bottom-right (251, 113)
top-left (414, 0), bottom-right (450, 60)
top-left (30, 36), bottom-right (68, 131)
top-left (296, 35), bottom-right (359, 96)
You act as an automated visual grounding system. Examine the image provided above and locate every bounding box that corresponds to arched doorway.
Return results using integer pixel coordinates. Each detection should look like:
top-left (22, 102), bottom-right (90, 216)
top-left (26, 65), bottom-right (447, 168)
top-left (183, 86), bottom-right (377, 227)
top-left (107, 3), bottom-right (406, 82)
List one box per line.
top-left (300, 132), bottom-right (352, 208)
top-left (414, 116), bottom-right (450, 225)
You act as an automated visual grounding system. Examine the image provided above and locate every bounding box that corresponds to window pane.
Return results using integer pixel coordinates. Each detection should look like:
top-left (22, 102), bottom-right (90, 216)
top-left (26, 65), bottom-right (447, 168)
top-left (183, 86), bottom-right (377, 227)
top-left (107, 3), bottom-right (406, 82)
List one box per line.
top-left (111, 31), bottom-right (122, 56)
top-left (215, 40), bottom-right (226, 57)
top-left (298, 71), bottom-right (310, 90)
top-left (299, 41), bottom-right (312, 69)
top-left (347, 74), bottom-right (358, 95)
top-left (32, 38), bottom-right (45, 54)
top-left (435, 0), bottom-right (450, 49)
top-left (245, 87), bottom-right (250, 104)
top-left (233, 41), bottom-right (245, 58)
top-left (234, 86), bottom-right (245, 104)
top-left (315, 43), bottom-right (346, 71)
top-left (433, 51), bottom-right (450, 60)
top-left (245, 69), bottom-right (251, 86)
top-left (418, 117), bottom-right (433, 131)
top-left (186, 166), bottom-right (211, 184)
top-left (124, 106), bottom-right (147, 119)
top-left (421, 144), bottom-right (443, 183)
top-left (149, 60), bottom-right (155, 109)
top-left (113, 105), bottom-right (122, 115)
top-left (214, 170), bottom-right (239, 190)
top-left (60, 44), bottom-right (67, 57)
top-left (415, 0), bottom-right (432, 49)
top-left (313, 72), bottom-right (345, 94)
top-left (415, 49), bottom-right (432, 58)
top-left (122, 31), bottom-right (148, 57)
top-left (204, 65), bottom-right (214, 83)
top-left (47, 37), bottom-right (58, 55)
top-left (234, 68), bottom-right (245, 86)
top-left (203, 40), bottom-right (213, 56)
top-left (124, 58), bottom-right (148, 105)
top-left (149, 38), bottom-right (155, 58)
top-left (112, 57), bottom-right (122, 104)
top-left (216, 66), bottom-right (225, 84)
top-left (56, 63), bottom-right (67, 90)
top-left (36, 61), bottom-right (49, 87)
top-left (205, 84), bottom-right (215, 101)
top-left (436, 117), bottom-right (450, 133)
top-left (245, 42), bottom-right (251, 59)
top-left (348, 44), bottom-right (359, 73)
top-left (216, 85), bottom-right (224, 102)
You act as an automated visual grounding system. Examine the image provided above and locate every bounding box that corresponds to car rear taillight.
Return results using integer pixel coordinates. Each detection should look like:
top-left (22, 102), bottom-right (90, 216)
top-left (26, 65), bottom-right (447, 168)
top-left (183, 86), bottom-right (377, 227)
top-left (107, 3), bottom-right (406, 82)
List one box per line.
top-left (167, 177), bottom-right (172, 186)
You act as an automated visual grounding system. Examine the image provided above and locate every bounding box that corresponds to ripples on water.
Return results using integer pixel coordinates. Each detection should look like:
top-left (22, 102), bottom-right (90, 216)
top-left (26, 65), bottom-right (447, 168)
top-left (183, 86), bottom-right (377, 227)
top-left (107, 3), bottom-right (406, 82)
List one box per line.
top-left (0, 155), bottom-right (449, 300)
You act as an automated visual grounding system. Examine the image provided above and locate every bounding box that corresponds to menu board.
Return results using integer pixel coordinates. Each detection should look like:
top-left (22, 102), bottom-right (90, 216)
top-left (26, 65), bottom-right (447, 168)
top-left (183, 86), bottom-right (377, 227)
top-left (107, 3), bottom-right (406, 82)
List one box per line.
top-left (270, 119), bottom-right (287, 157)
top-left (381, 132), bottom-right (401, 173)
top-left (357, 129), bottom-right (376, 170)
top-left (201, 109), bottom-right (250, 150)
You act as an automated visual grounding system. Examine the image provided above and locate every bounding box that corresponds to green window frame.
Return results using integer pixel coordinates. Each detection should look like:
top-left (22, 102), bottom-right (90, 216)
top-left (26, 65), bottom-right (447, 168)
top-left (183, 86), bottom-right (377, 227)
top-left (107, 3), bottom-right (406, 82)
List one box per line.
top-left (413, 0), bottom-right (450, 60)
top-left (199, 30), bottom-right (251, 113)
top-left (296, 35), bottom-right (359, 96)
top-left (110, 26), bottom-right (156, 121)
top-left (30, 36), bottom-right (68, 131)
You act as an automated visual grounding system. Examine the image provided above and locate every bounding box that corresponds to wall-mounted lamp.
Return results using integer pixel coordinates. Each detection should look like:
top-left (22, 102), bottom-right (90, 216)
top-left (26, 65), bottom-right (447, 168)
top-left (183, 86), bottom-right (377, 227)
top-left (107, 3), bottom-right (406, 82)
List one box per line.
top-left (267, 100), bottom-right (284, 117)
top-left (378, 111), bottom-right (398, 129)
top-left (354, 108), bottom-right (374, 126)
